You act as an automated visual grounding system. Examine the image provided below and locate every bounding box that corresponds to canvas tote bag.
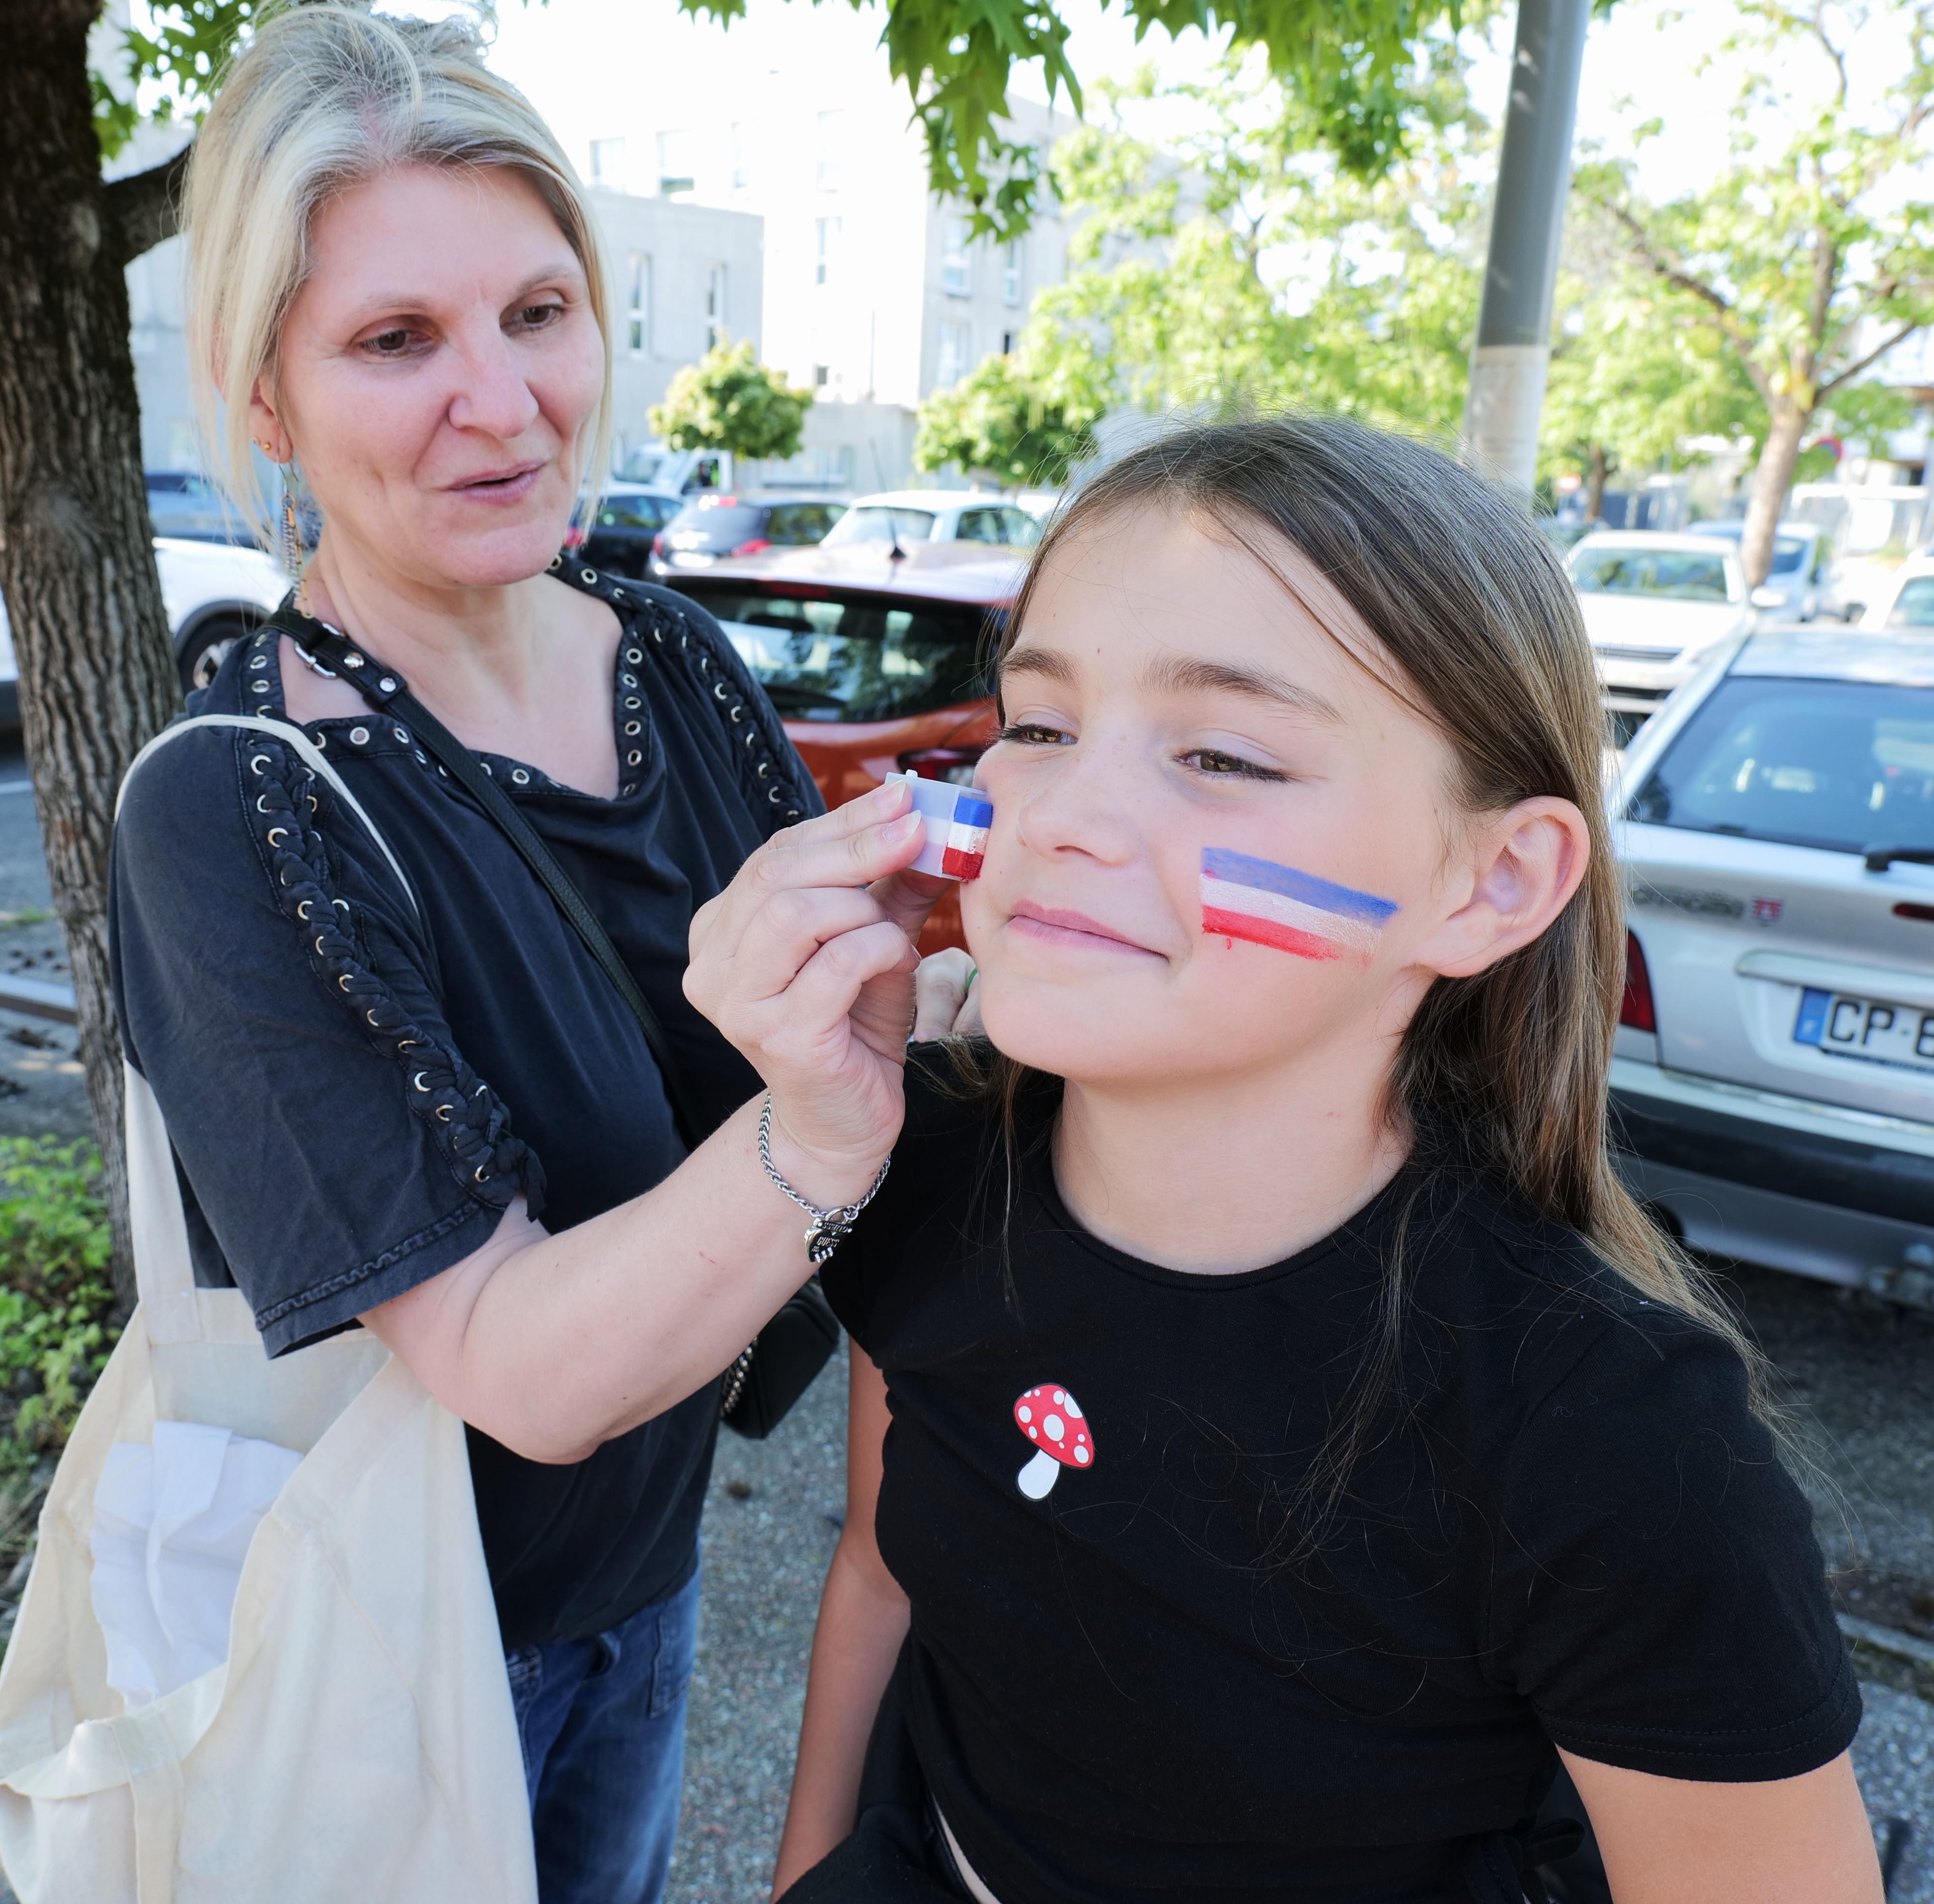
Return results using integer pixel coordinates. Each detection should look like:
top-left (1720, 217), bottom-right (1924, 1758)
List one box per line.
top-left (0, 715), bottom-right (537, 1904)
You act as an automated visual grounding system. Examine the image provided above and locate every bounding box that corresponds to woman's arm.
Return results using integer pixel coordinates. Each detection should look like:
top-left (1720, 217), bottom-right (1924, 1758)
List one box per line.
top-left (361, 782), bottom-right (937, 1464)
top-left (1561, 1748), bottom-right (1882, 1904)
top-left (771, 1350), bottom-right (908, 1898)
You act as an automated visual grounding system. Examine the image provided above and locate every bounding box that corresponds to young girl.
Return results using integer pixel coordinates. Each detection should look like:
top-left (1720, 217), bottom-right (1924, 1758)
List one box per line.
top-left (689, 417), bottom-right (1879, 1904)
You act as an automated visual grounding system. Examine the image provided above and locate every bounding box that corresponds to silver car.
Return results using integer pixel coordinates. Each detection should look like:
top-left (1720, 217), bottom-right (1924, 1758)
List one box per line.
top-left (1568, 533), bottom-right (1757, 746)
top-left (1686, 520), bottom-right (1849, 623)
top-left (1609, 626), bottom-right (1934, 1304)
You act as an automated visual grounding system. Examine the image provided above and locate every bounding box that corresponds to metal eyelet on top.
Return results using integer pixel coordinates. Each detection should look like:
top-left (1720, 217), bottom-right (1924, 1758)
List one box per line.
top-left (624, 721), bottom-right (641, 736)
top-left (474, 1166), bottom-right (490, 1184)
top-left (625, 649), bottom-right (641, 664)
top-left (266, 827), bottom-right (288, 846)
top-left (413, 1071), bottom-right (432, 1092)
top-left (350, 726), bottom-right (369, 745)
top-left (380, 678), bottom-right (398, 694)
top-left (623, 696), bottom-right (641, 710)
top-left (626, 749), bottom-right (642, 765)
top-left (768, 787), bottom-right (783, 805)
top-left (481, 761), bottom-right (493, 776)
top-left (712, 682), bottom-right (729, 702)
top-left (392, 726), bottom-right (407, 743)
top-left (338, 974), bottom-right (353, 991)
top-left (249, 754), bottom-right (270, 775)
top-left (257, 794), bottom-right (274, 813)
top-left (435, 1105), bottom-right (451, 1121)
top-left (729, 705), bottom-right (743, 722)
top-left (622, 781), bottom-right (636, 794)
top-left (755, 762), bottom-right (770, 778)
top-left (248, 654), bottom-right (267, 670)
top-left (620, 673), bottom-right (637, 688)
top-left (580, 567), bottom-right (597, 584)
top-left (511, 768), bottom-right (530, 785)
top-left (297, 901), bottom-right (313, 920)
top-left (250, 681), bottom-right (269, 694)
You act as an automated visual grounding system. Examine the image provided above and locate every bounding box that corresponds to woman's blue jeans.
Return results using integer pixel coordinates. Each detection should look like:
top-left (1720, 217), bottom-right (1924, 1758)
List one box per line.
top-left (505, 1562), bottom-right (702, 1904)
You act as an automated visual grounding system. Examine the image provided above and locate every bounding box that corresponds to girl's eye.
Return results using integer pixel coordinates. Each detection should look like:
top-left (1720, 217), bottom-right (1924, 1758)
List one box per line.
top-left (1179, 747), bottom-right (1285, 782)
top-left (997, 721), bottom-right (1074, 747)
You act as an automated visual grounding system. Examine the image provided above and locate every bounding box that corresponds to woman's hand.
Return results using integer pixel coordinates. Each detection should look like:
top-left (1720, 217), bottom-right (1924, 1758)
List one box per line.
top-left (686, 780), bottom-right (947, 1205)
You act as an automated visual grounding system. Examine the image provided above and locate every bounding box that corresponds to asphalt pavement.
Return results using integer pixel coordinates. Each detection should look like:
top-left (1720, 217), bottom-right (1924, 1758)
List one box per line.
top-left (0, 744), bottom-right (1927, 1899)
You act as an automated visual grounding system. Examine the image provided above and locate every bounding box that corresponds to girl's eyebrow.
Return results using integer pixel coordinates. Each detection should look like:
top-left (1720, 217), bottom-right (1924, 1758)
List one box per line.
top-left (1146, 654), bottom-right (1343, 724)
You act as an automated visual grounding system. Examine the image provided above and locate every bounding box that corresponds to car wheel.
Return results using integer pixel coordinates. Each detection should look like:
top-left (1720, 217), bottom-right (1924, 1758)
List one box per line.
top-left (178, 613), bottom-right (257, 694)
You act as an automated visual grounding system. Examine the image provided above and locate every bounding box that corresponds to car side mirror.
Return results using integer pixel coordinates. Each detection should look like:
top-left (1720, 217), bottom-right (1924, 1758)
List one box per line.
top-left (1750, 586), bottom-right (1786, 609)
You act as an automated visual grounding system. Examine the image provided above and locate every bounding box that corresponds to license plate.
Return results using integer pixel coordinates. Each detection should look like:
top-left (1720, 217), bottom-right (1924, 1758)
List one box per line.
top-left (1794, 988), bottom-right (1934, 1073)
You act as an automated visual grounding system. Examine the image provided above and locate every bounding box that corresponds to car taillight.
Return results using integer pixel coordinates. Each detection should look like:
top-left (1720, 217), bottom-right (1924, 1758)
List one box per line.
top-left (651, 533), bottom-right (666, 556)
top-left (733, 537), bottom-right (772, 556)
top-left (1619, 929), bottom-right (1656, 1032)
top-left (896, 745), bottom-right (984, 787)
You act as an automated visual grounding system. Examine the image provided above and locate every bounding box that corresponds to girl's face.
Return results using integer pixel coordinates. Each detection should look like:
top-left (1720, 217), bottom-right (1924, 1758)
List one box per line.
top-left (255, 163), bottom-right (604, 591)
top-left (962, 506), bottom-right (1584, 1092)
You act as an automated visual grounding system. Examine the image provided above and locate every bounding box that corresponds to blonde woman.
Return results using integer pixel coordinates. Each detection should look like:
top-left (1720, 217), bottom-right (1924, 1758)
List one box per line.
top-left (109, 10), bottom-right (958, 1899)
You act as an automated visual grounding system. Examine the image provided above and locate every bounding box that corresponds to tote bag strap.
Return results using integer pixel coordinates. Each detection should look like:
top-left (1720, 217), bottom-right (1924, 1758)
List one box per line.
top-left (116, 714), bottom-right (423, 1328)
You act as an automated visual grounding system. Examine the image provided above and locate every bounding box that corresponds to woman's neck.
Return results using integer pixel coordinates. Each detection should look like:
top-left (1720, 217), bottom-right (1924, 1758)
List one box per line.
top-left (1051, 1044), bottom-right (1408, 1277)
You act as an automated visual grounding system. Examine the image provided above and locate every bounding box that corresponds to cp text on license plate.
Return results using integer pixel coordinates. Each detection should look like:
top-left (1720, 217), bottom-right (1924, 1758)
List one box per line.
top-left (1794, 988), bottom-right (1934, 1074)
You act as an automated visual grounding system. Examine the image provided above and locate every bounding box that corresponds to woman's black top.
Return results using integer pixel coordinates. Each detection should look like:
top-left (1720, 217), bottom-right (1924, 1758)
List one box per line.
top-left (108, 566), bottom-right (819, 1650)
top-left (821, 1056), bottom-right (1860, 1904)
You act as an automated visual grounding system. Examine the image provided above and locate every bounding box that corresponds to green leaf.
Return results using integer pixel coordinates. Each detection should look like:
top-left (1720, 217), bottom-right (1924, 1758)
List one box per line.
top-left (649, 335), bottom-right (815, 460)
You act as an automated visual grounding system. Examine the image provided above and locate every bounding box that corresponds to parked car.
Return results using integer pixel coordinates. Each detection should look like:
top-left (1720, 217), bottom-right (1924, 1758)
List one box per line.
top-left (1686, 519), bottom-right (1850, 622)
top-left (577, 482), bottom-right (685, 578)
top-left (1609, 625), bottom-right (1934, 1304)
top-left (144, 469), bottom-right (252, 545)
top-left (665, 541), bottom-right (1020, 950)
top-left (1567, 532), bottom-right (1760, 746)
top-left (1859, 551), bottom-right (1934, 631)
top-left (648, 494), bottom-right (847, 580)
top-left (821, 491), bottom-right (1041, 551)
top-left (0, 537), bottom-right (288, 720)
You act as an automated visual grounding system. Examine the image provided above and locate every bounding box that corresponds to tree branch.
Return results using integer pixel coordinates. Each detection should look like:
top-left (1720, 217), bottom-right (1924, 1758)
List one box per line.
top-left (1820, 321), bottom-right (1927, 396)
top-left (103, 145), bottom-right (190, 266)
top-left (1607, 202), bottom-right (1777, 407)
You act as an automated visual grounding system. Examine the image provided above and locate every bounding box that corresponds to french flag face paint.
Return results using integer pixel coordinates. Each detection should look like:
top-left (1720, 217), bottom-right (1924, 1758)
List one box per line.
top-left (1200, 847), bottom-right (1398, 962)
top-left (886, 772), bottom-right (994, 881)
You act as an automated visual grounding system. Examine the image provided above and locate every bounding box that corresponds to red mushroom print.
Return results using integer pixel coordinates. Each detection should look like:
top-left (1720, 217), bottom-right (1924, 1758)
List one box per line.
top-left (1012, 1384), bottom-right (1095, 1499)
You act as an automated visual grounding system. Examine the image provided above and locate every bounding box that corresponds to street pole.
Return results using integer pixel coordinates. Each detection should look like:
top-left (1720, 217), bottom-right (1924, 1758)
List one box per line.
top-left (1461, 0), bottom-right (1592, 496)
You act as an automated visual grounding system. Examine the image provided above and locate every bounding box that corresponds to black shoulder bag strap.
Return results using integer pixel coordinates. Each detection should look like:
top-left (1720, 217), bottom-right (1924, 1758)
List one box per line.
top-left (265, 602), bottom-right (839, 1439)
top-left (266, 605), bottom-right (709, 1150)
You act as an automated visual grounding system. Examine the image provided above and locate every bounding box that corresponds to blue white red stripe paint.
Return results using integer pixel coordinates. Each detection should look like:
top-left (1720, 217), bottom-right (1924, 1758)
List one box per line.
top-left (1200, 847), bottom-right (1397, 961)
top-left (940, 792), bottom-right (992, 879)
top-left (887, 771), bottom-right (993, 881)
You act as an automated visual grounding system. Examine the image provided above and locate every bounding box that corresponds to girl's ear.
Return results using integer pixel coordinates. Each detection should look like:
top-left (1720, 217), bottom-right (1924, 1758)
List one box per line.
top-left (1416, 796), bottom-right (1591, 980)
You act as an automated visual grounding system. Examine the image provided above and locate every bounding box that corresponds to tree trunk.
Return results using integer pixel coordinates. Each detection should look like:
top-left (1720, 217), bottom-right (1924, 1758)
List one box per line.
top-left (0, 0), bottom-right (184, 1310)
top-left (1583, 443), bottom-right (1608, 523)
top-left (1738, 401), bottom-right (1809, 588)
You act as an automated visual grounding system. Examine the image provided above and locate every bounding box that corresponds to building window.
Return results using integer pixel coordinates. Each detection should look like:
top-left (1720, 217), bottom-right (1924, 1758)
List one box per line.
top-left (1002, 240), bottom-right (1022, 306)
top-left (627, 254), bottom-right (652, 357)
top-left (657, 130), bottom-right (696, 197)
top-left (706, 265), bottom-right (729, 347)
top-left (589, 138), bottom-right (627, 189)
top-left (1000, 330), bottom-right (1018, 356)
top-left (937, 320), bottom-right (970, 388)
top-left (817, 110), bottom-right (845, 190)
top-left (941, 218), bottom-right (971, 297)
top-left (814, 365), bottom-right (829, 388)
top-left (816, 217), bottom-right (841, 286)
top-left (730, 122), bottom-right (751, 191)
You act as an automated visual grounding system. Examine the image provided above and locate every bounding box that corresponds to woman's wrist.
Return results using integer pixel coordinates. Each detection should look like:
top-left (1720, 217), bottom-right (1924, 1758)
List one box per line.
top-left (760, 1098), bottom-right (892, 1218)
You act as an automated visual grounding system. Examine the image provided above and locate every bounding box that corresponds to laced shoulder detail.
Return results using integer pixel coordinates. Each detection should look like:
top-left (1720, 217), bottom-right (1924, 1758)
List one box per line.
top-left (240, 730), bottom-right (545, 1217)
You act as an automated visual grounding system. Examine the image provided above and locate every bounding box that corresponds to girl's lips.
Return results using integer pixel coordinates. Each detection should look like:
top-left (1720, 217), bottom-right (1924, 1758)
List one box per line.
top-left (1006, 900), bottom-right (1163, 959)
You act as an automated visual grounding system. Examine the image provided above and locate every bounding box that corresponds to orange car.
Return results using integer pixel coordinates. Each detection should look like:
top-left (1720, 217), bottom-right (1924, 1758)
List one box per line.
top-left (666, 541), bottom-right (1019, 951)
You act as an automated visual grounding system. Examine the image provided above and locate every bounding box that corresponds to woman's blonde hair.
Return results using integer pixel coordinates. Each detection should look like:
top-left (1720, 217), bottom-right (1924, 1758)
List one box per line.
top-left (183, 3), bottom-right (612, 546)
top-left (957, 413), bottom-right (1787, 1532)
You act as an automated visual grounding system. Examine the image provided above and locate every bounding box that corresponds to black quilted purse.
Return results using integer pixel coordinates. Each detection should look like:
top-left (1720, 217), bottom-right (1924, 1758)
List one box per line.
top-left (270, 600), bottom-right (839, 1440)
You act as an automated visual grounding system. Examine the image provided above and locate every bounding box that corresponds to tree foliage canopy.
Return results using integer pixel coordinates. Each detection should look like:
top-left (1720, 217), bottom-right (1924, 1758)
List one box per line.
top-left (650, 335), bottom-right (815, 459)
top-left (914, 347), bottom-right (1102, 484)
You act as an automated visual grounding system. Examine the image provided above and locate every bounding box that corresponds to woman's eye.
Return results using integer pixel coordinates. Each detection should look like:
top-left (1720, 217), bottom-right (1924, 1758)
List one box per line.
top-left (516, 302), bottom-right (565, 330)
top-left (361, 327), bottom-right (419, 357)
top-left (1180, 747), bottom-right (1284, 781)
top-left (997, 722), bottom-right (1074, 747)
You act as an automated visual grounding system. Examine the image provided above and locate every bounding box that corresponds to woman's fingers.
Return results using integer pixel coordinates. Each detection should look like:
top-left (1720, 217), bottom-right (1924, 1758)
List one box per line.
top-left (690, 885), bottom-right (898, 1025)
top-left (868, 865), bottom-right (953, 944)
top-left (911, 947), bottom-right (979, 1042)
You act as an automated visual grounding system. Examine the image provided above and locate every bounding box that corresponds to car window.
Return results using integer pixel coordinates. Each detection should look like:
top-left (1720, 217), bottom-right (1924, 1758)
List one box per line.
top-left (764, 504), bottom-right (844, 544)
top-left (665, 503), bottom-right (761, 543)
top-left (1629, 676), bottom-right (1934, 854)
top-left (597, 497), bottom-right (671, 531)
top-left (955, 508), bottom-right (1006, 544)
top-left (681, 585), bottom-right (995, 722)
top-left (1000, 508), bottom-right (1041, 547)
top-left (1887, 577), bottom-right (1934, 627)
top-left (1571, 548), bottom-right (1734, 603)
top-left (824, 506), bottom-right (938, 546)
top-left (1766, 537), bottom-right (1807, 576)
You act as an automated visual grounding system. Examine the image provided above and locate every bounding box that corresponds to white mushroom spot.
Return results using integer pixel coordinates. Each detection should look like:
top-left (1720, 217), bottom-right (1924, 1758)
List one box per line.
top-left (1028, 1426), bottom-right (1038, 1438)
top-left (1053, 1389), bottom-right (1066, 1406)
top-left (1017, 1406), bottom-right (1032, 1423)
top-left (1044, 1414), bottom-right (1065, 1441)
top-left (1064, 1397), bottom-right (1084, 1419)
top-left (1074, 1445), bottom-right (1090, 1463)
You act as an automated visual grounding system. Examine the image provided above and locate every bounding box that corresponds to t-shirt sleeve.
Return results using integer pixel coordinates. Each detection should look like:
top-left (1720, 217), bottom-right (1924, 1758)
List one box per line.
top-left (109, 724), bottom-right (545, 1356)
top-left (1489, 1305), bottom-right (1860, 1782)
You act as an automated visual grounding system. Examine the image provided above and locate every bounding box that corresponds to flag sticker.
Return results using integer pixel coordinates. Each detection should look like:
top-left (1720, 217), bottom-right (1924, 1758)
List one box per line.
top-left (1200, 847), bottom-right (1398, 962)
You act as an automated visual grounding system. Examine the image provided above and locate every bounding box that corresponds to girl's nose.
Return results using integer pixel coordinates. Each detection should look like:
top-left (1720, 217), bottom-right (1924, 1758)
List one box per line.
top-left (1011, 742), bottom-right (1144, 867)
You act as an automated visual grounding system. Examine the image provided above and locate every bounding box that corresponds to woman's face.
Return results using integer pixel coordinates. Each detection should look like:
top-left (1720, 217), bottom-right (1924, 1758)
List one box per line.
top-left (961, 505), bottom-right (1573, 1093)
top-left (257, 163), bottom-right (604, 590)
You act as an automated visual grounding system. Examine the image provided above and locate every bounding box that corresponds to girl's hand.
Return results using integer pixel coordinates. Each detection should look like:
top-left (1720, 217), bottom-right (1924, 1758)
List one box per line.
top-left (686, 781), bottom-right (940, 1204)
top-left (912, 947), bottom-right (983, 1042)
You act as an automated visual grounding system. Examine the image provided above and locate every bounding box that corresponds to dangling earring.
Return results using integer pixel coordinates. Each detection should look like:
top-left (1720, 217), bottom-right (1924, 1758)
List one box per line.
top-left (280, 466), bottom-right (304, 581)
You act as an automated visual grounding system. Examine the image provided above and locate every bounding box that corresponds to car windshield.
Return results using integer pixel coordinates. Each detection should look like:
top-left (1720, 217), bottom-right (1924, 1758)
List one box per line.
top-left (665, 503), bottom-right (761, 544)
top-left (597, 496), bottom-right (672, 531)
top-left (1888, 577), bottom-right (1934, 628)
top-left (1629, 675), bottom-right (1934, 854)
top-left (823, 506), bottom-right (938, 546)
top-left (680, 584), bottom-right (995, 721)
top-left (1571, 548), bottom-right (1734, 603)
top-left (616, 450), bottom-right (675, 485)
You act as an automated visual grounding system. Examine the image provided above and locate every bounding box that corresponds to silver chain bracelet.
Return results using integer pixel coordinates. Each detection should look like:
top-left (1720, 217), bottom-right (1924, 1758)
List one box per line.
top-left (757, 1092), bottom-right (891, 1265)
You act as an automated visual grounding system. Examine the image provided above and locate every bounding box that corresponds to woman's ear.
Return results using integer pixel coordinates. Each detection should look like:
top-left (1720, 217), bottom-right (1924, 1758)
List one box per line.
top-left (247, 375), bottom-right (292, 465)
top-left (1416, 797), bottom-right (1591, 980)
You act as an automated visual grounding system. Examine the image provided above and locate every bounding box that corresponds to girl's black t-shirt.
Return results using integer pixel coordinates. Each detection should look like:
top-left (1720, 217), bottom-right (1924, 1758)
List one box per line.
top-left (822, 1055), bottom-right (1859, 1904)
top-left (109, 568), bottom-right (819, 1650)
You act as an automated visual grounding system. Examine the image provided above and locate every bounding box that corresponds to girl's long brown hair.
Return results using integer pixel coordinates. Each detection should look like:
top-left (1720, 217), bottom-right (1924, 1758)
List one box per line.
top-left (955, 414), bottom-right (1778, 1523)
